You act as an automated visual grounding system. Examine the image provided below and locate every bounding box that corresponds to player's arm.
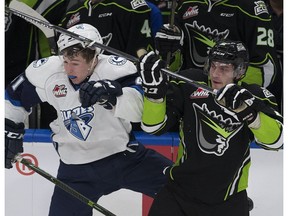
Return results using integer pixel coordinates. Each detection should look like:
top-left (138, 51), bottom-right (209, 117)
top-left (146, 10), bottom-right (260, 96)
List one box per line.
top-left (216, 83), bottom-right (283, 151)
top-left (5, 72), bottom-right (42, 123)
top-left (5, 71), bottom-right (42, 169)
top-left (138, 51), bottom-right (183, 135)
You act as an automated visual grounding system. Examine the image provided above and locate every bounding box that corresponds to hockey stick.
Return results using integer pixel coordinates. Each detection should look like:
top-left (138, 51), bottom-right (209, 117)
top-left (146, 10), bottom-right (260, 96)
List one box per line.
top-left (162, 68), bottom-right (217, 95)
top-left (14, 154), bottom-right (116, 216)
top-left (5, 6), bottom-right (217, 95)
top-left (166, 0), bottom-right (178, 66)
top-left (9, 0), bottom-right (57, 54)
top-left (5, 6), bottom-right (138, 62)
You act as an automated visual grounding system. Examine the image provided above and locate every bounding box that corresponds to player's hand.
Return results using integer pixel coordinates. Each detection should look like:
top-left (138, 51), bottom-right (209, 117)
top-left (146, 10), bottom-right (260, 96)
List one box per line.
top-left (138, 51), bottom-right (168, 100)
top-left (5, 118), bottom-right (24, 169)
top-left (155, 24), bottom-right (183, 60)
top-left (80, 79), bottom-right (123, 109)
top-left (216, 84), bottom-right (258, 124)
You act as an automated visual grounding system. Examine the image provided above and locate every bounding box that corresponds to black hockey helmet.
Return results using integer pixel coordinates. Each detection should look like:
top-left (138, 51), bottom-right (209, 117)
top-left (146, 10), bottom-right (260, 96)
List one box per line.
top-left (204, 39), bottom-right (249, 80)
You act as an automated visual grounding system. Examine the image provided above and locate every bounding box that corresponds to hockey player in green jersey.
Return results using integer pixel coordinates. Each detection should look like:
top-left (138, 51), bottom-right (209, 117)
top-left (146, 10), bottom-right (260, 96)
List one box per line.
top-left (60, 0), bottom-right (155, 57)
top-left (138, 39), bottom-right (283, 216)
top-left (155, 0), bottom-right (282, 110)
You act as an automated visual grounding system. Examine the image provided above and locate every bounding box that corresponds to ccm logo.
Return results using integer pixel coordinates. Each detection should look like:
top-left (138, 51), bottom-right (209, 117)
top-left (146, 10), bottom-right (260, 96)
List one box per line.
top-left (5, 131), bottom-right (23, 139)
top-left (16, 153), bottom-right (38, 176)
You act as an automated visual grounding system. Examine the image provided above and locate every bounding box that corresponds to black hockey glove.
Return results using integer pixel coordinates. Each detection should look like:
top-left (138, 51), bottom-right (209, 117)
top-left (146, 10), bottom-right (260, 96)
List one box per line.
top-left (5, 118), bottom-right (24, 169)
top-left (155, 24), bottom-right (183, 60)
top-left (80, 79), bottom-right (123, 109)
top-left (138, 51), bottom-right (168, 100)
top-left (216, 84), bottom-right (260, 124)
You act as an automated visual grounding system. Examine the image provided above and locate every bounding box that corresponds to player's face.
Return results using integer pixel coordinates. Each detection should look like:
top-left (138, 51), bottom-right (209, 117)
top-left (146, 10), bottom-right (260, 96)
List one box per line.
top-left (63, 55), bottom-right (94, 84)
top-left (209, 61), bottom-right (235, 90)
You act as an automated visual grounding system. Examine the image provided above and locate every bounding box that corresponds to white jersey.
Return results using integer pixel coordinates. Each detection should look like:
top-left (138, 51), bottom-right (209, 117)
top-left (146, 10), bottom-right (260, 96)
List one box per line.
top-left (5, 54), bottom-right (143, 164)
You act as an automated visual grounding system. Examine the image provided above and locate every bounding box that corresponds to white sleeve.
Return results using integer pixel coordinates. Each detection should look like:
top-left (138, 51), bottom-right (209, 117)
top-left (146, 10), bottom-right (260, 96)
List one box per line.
top-left (5, 100), bottom-right (30, 123)
top-left (114, 87), bottom-right (143, 122)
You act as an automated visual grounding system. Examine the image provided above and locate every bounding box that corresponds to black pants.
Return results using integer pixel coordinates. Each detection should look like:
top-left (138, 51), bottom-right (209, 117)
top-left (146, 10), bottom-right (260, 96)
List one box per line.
top-left (149, 184), bottom-right (249, 216)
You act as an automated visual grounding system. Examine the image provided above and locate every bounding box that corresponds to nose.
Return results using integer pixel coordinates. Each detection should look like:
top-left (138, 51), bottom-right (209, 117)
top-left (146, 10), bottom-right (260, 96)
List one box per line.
top-left (211, 67), bottom-right (221, 77)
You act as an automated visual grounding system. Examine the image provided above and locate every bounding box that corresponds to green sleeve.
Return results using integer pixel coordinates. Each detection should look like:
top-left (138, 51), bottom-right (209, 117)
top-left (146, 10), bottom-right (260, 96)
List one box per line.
top-left (142, 97), bottom-right (166, 125)
top-left (250, 112), bottom-right (282, 149)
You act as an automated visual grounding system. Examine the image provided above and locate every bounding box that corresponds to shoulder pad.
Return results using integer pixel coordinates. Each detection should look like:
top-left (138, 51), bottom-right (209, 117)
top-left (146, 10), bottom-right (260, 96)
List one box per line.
top-left (93, 55), bottom-right (137, 80)
top-left (107, 0), bottom-right (149, 12)
top-left (229, 0), bottom-right (270, 19)
top-left (25, 56), bottom-right (64, 89)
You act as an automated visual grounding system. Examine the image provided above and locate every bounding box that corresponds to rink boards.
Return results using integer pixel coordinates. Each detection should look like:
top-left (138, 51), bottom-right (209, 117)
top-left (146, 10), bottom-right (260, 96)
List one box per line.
top-left (5, 129), bottom-right (283, 216)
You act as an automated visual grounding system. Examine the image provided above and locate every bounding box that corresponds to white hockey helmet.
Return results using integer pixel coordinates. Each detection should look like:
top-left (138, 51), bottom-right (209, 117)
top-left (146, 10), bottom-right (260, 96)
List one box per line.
top-left (57, 23), bottom-right (103, 55)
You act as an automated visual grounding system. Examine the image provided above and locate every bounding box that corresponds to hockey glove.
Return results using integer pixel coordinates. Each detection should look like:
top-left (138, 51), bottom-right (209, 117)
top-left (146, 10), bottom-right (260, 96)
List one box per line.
top-left (80, 79), bottom-right (123, 109)
top-left (5, 118), bottom-right (24, 169)
top-left (155, 24), bottom-right (183, 60)
top-left (216, 84), bottom-right (259, 124)
top-left (138, 51), bottom-right (168, 100)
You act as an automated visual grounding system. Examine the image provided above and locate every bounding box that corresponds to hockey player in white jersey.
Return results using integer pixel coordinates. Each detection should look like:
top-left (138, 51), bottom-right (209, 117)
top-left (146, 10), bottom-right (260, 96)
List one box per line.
top-left (5, 23), bottom-right (173, 216)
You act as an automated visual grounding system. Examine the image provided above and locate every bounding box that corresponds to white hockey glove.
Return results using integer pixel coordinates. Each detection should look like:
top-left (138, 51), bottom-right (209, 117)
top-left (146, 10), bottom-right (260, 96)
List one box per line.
top-left (138, 51), bottom-right (168, 100)
top-left (216, 84), bottom-right (260, 125)
top-left (155, 24), bottom-right (183, 60)
top-left (5, 118), bottom-right (24, 169)
top-left (80, 80), bottom-right (123, 109)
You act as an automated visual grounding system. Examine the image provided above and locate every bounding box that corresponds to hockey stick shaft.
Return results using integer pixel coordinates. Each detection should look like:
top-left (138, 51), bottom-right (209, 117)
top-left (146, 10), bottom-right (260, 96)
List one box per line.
top-left (6, 6), bottom-right (138, 63)
top-left (161, 68), bottom-right (217, 95)
top-left (166, 0), bottom-right (178, 65)
top-left (14, 155), bottom-right (116, 216)
top-left (5, 6), bottom-right (217, 95)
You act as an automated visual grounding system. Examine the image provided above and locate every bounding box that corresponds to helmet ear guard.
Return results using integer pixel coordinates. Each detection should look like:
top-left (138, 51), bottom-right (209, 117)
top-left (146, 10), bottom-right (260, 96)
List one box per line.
top-left (204, 39), bottom-right (249, 80)
top-left (57, 23), bottom-right (103, 55)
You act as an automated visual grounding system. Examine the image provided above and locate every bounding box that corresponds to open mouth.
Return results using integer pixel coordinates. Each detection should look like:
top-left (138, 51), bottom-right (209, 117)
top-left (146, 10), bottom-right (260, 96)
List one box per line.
top-left (68, 75), bottom-right (77, 79)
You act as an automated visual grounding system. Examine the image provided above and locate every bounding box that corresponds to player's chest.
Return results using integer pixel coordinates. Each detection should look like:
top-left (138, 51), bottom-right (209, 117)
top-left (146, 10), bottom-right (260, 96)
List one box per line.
top-left (178, 3), bottom-right (238, 33)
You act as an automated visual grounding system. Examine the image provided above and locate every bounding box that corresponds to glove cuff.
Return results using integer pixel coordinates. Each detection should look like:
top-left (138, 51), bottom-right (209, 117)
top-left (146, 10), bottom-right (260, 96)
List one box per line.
top-left (146, 97), bottom-right (165, 103)
top-left (248, 112), bottom-right (261, 129)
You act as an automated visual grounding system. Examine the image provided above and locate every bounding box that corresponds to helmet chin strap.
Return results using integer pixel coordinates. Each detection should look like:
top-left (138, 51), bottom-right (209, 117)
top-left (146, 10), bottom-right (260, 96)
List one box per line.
top-left (87, 53), bottom-right (98, 77)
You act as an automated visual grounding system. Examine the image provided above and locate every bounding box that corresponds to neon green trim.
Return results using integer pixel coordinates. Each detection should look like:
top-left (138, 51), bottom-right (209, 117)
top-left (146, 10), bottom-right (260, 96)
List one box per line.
top-left (237, 161), bottom-right (250, 192)
top-left (250, 112), bottom-right (281, 143)
top-left (142, 97), bottom-right (166, 125)
top-left (242, 66), bottom-right (262, 86)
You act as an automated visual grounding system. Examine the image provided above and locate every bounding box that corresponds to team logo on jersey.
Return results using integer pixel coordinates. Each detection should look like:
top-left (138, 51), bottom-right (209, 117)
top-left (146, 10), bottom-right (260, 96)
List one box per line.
top-left (53, 85), bottom-right (67, 97)
top-left (62, 107), bottom-right (94, 141)
top-left (190, 88), bottom-right (210, 99)
top-left (254, 1), bottom-right (268, 15)
top-left (185, 21), bottom-right (229, 67)
top-left (66, 12), bottom-right (81, 28)
top-left (261, 87), bottom-right (273, 98)
top-left (183, 6), bottom-right (199, 19)
top-left (33, 58), bottom-right (48, 68)
top-left (108, 56), bottom-right (127, 66)
top-left (193, 103), bottom-right (242, 156)
top-left (131, 0), bottom-right (147, 9)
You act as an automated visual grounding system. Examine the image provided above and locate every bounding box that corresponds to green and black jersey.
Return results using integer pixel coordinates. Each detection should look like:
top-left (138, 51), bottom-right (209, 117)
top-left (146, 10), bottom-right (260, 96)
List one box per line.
top-left (5, 0), bottom-right (70, 86)
top-left (60, 0), bottom-right (154, 57)
top-left (142, 69), bottom-right (283, 204)
top-left (175, 0), bottom-right (280, 89)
